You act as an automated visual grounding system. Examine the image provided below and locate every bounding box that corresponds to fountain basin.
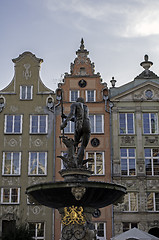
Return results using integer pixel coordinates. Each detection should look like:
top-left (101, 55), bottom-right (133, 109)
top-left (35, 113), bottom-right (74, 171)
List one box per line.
top-left (26, 181), bottom-right (126, 209)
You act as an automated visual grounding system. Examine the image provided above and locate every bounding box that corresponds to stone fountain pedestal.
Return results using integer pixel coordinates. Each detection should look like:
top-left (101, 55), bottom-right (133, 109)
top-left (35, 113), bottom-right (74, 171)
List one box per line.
top-left (26, 168), bottom-right (126, 240)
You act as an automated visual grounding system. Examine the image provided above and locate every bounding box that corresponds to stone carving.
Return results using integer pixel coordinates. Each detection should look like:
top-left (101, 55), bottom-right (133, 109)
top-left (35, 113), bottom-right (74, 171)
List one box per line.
top-left (145, 136), bottom-right (158, 145)
top-left (29, 137), bottom-right (47, 148)
top-left (2, 177), bottom-right (19, 185)
top-left (28, 177), bottom-right (46, 185)
top-left (10, 105), bottom-right (18, 112)
top-left (133, 86), bottom-right (159, 101)
top-left (34, 139), bottom-right (43, 147)
top-left (71, 187), bottom-right (86, 201)
top-left (3, 206), bottom-right (17, 214)
top-left (121, 136), bottom-right (135, 145)
top-left (4, 137), bottom-right (22, 147)
top-left (35, 106), bottom-right (43, 113)
top-left (31, 206), bottom-right (41, 215)
top-left (113, 164), bottom-right (120, 175)
top-left (147, 179), bottom-right (159, 189)
top-left (0, 96), bottom-right (5, 112)
top-left (23, 63), bottom-right (31, 80)
top-left (8, 138), bottom-right (18, 147)
top-left (135, 70), bottom-right (159, 80)
top-left (114, 223), bottom-right (122, 234)
top-left (138, 164), bottom-right (144, 173)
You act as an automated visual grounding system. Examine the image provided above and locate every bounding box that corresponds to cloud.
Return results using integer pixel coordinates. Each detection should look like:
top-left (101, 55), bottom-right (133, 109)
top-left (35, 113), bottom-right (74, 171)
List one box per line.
top-left (45, 0), bottom-right (159, 37)
top-left (121, 0), bottom-right (159, 37)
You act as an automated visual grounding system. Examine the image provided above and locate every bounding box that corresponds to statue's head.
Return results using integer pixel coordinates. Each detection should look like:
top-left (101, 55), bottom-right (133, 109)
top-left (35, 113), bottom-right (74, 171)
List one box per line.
top-left (76, 97), bottom-right (85, 103)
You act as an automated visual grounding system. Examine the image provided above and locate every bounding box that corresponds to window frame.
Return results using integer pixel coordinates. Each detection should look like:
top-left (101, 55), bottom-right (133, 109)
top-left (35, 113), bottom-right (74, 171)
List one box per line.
top-left (92, 222), bottom-right (106, 240)
top-left (119, 113), bottom-right (135, 134)
top-left (86, 90), bottom-right (96, 102)
top-left (86, 152), bottom-right (105, 175)
top-left (28, 222), bottom-right (45, 240)
top-left (120, 148), bottom-right (136, 176)
top-left (2, 152), bottom-right (21, 176)
top-left (30, 115), bottom-right (48, 134)
top-left (147, 192), bottom-right (159, 212)
top-left (123, 222), bottom-right (138, 232)
top-left (89, 114), bottom-right (104, 133)
top-left (28, 152), bottom-right (47, 176)
top-left (145, 148), bottom-right (159, 176)
top-left (63, 120), bottom-right (75, 134)
top-left (20, 85), bottom-right (33, 100)
top-left (4, 115), bottom-right (23, 134)
top-left (143, 113), bottom-right (158, 134)
top-left (69, 90), bottom-right (80, 102)
top-left (1, 188), bottom-right (20, 204)
top-left (123, 192), bottom-right (138, 212)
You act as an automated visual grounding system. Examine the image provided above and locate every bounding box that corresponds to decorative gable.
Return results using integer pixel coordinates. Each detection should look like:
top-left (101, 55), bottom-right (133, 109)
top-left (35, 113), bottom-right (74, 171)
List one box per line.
top-left (69, 38), bottom-right (96, 76)
top-left (1, 52), bottom-right (53, 94)
top-left (133, 84), bottom-right (159, 101)
top-left (111, 82), bottom-right (159, 102)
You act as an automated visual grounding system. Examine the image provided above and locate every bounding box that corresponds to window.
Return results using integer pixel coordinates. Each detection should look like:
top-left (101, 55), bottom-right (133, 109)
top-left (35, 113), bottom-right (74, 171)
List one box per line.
top-left (61, 152), bottom-right (67, 169)
top-left (70, 90), bottom-right (79, 102)
top-left (64, 120), bottom-right (75, 133)
top-left (123, 222), bottom-right (138, 232)
top-left (120, 148), bottom-right (136, 176)
top-left (30, 115), bottom-right (48, 134)
top-left (147, 192), bottom-right (159, 211)
top-left (29, 222), bottom-right (45, 240)
top-left (92, 222), bottom-right (106, 240)
top-left (29, 152), bottom-right (47, 175)
top-left (2, 152), bottom-right (21, 175)
top-left (89, 115), bottom-right (104, 133)
top-left (5, 115), bottom-right (23, 134)
top-left (80, 67), bottom-right (86, 75)
top-left (143, 113), bottom-right (158, 134)
top-left (119, 113), bottom-right (134, 134)
top-left (1, 188), bottom-right (20, 204)
top-left (86, 90), bottom-right (96, 102)
top-left (145, 148), bottom-right (159, 176)
top-left (86, 152), bottom-right (104, 175)
top-left (20, 86), bottom-right (33, 100)
top-left (123, 193), bottom-right (138, 212)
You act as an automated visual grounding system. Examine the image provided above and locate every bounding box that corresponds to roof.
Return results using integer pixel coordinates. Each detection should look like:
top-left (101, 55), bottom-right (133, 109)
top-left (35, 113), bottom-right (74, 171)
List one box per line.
top-left (111, 228), bottom-right (159, 240)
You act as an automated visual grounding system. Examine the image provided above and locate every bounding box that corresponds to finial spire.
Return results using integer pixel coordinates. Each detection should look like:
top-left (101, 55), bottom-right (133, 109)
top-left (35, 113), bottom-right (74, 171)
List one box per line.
top-left (140, 54), bottom-right (153, 70)
top-left (144, 54), bottom-right (148, 62)
top-left (80, 38), bottom-right (85, 51)
top-left (76, 38), bottom-right (89, 56)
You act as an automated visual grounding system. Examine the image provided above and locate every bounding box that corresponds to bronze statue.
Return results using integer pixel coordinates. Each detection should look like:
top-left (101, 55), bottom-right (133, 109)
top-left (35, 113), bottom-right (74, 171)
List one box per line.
top-left (60, 97), bottom-right (91, 167)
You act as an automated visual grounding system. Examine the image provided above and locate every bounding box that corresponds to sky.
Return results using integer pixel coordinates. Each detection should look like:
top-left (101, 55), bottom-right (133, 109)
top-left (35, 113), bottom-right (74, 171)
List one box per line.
top-left (1, 0), bottom-right (159, 91)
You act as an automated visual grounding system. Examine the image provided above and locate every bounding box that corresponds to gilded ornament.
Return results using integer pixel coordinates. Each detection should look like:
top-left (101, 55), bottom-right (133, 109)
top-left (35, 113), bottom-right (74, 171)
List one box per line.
top-left (62, 206), bottom-right (86, 225)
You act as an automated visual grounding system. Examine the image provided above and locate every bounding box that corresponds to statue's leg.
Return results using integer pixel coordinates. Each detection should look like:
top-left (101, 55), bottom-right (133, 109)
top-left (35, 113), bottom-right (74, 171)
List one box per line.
top-left (77, 145), bottom-right (85, 166)
top-left (74, 129), bottom-right (82, 149)
top-left (82, 131), bottom-right (91, 148)
top-left (77, 131), bottom-right (91, 166)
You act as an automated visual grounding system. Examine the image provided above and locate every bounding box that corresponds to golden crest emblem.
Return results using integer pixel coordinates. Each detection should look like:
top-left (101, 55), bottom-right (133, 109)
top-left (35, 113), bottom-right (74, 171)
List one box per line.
top-left (62, 206), bottom-right (86, 225)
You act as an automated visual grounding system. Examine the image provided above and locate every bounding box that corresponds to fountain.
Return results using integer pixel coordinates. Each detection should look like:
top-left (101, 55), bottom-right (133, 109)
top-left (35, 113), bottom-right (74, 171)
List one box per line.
top-left (26, 97), bottom-right (126, 240)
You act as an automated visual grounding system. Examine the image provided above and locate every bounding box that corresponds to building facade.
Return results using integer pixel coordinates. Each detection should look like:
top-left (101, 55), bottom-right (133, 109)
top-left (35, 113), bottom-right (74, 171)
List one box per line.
top-left (55, 39), bottom-right (112, 240)
top-left (0, 52), bottom-right (55, 239)
top-left (110, 55), bottom-right (159, 238)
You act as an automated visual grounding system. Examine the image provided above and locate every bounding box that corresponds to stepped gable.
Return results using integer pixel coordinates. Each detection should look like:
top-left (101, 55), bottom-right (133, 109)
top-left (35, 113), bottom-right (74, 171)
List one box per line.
top-left (69, 38), bottom-right (96, 77)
